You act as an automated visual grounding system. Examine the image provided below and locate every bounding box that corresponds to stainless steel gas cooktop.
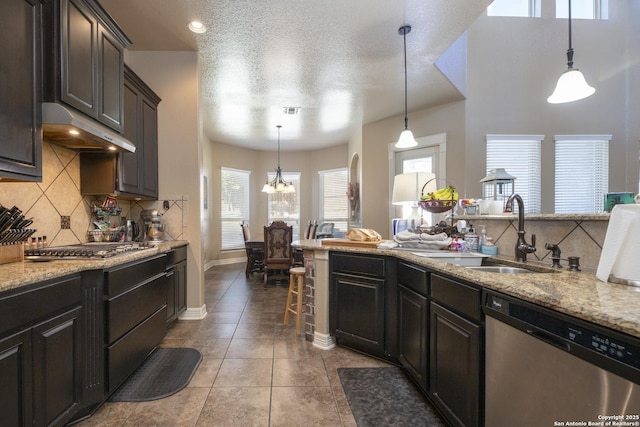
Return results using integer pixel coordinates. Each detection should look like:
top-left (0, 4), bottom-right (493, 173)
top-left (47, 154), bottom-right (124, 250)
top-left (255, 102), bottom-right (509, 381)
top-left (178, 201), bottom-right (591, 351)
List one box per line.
top-left (25, 242), bottom-right (154, 260)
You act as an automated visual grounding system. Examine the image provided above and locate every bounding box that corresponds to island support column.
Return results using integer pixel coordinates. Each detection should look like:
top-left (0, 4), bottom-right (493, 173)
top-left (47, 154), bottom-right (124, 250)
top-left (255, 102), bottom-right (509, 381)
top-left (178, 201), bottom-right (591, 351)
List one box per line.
top-left (305, 248), bottom-right (335, 349)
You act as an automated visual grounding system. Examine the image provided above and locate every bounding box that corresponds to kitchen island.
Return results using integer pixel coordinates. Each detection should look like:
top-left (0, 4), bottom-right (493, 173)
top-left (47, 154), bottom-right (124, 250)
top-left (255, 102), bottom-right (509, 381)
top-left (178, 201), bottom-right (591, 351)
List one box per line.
top-left (294, 239), bottom-right (640, 427)
top-left (294, 239), bottom-right (640, 342)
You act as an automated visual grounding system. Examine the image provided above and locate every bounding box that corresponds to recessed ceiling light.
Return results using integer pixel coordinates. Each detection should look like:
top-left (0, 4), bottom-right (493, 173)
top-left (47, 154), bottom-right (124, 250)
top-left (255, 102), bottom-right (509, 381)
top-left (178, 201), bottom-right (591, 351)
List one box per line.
top-left (188, 20), bottom-right (206, 34)
top-left (69, 129), bottom-right (79, 135)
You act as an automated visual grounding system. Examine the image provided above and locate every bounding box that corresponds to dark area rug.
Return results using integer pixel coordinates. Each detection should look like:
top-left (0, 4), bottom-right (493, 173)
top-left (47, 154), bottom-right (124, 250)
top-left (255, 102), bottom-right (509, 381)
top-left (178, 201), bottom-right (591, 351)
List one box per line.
top-left (109, 347), bottom-right (202, 402)
top-left (338, 367), bottom-right (446, 427)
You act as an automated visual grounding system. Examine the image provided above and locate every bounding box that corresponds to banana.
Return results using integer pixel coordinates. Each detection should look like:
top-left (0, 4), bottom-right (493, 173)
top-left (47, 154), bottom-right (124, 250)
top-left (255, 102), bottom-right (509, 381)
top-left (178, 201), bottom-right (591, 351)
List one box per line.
top-left (420, 184), bottom-right (459, 202)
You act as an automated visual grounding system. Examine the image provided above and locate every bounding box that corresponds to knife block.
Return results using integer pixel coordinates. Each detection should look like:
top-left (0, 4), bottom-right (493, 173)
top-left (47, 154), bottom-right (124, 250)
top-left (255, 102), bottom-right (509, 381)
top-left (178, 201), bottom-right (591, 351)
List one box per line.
top-left (0, 244), bottom-right (24, 265)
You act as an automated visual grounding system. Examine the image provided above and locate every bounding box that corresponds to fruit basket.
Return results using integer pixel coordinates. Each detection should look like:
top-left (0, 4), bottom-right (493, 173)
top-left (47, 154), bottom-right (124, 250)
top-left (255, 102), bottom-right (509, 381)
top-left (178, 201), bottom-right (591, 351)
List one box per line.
top-left (418, 199), bottom-right (456, 213)
top-left (418, 178), bottom-right (457, 213)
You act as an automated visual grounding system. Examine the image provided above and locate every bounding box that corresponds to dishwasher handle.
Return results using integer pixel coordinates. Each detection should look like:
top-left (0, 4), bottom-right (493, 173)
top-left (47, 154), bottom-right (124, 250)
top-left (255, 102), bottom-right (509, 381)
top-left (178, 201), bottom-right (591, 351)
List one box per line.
top-left (526, 328), bottom-right (571, 352)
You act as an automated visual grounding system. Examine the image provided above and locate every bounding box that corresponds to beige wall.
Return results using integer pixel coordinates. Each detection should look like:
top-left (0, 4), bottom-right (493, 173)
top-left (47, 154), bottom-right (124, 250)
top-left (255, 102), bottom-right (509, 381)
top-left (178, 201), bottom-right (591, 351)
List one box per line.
top-left (360, 0), bottom-right (639, 238)
top-left (203, 140), bottom-right (348, 263)
top-left (464, 0), bottom-right (639, 211)
top-left (126, 51), bottom-right (205, 314)
top-left (362, 101), bottom-right (466, 239)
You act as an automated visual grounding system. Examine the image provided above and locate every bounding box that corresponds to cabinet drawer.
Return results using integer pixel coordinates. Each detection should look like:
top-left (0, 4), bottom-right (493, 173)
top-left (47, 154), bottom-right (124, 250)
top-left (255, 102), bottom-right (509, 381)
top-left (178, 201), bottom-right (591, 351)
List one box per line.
top-left (397, 262), bottom-right (429, 296)
top-left (0, 275), bottom-right (82, 336)
top-left (430, 274), bottom-right (481, 322)
top-left (106, 306), bottom-right (166, 393)
top-left (331, 253), bottom-right (385, 277)
top-left (105, 255), bottom-right (166, 298)
top-left (166, 246), bottom-right (187, 267)
top-left (106, 273), bottom-right (168, 344)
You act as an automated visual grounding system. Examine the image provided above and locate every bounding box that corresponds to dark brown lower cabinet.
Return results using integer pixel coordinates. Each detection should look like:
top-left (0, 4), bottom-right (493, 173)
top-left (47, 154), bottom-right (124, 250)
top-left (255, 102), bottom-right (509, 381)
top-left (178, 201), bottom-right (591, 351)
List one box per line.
top-left (0, 275), bottom-right (83, 427)
top-left (104, 255), bottom-right (168, 394)
top-left (430, 302), bottom-right (481, 427)
top-left (166, 246), bottom-right (188, 324)
top-left (32, 307), bottom-right (83, 426)
top-left (0, 329), bottom-right (32, 427)
top-left (398, 284), bottom-right (429, 391)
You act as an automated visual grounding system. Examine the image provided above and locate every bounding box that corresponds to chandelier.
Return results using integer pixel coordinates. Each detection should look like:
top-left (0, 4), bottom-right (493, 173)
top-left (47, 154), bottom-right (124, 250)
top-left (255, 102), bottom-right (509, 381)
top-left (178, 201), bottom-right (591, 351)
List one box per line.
top-left (262, 125), bottom-right (295, 193)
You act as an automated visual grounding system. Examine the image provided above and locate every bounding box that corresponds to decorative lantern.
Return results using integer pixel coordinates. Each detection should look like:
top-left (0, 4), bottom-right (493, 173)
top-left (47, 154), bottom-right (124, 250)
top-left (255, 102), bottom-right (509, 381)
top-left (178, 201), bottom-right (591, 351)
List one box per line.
top-left (481, 168), bottom-right (516, 210)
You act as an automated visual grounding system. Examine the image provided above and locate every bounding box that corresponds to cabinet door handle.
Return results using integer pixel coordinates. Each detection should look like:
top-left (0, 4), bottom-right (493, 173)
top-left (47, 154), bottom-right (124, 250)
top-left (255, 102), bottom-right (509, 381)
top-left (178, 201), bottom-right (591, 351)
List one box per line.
top-left (166, 271), bottom-right (175, 278)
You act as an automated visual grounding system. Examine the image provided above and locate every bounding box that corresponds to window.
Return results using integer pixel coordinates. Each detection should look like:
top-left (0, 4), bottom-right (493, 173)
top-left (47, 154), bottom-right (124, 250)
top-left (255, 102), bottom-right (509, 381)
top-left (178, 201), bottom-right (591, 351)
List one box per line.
top-left (319, 168), bottom-right (348, 237)
top-left (556, 0), bottom-right (608, 19)
top-left (268, 172), bottom-right (301, 240)
top-left (486, 135), bottom-right (542, 214)
top-left (487, 0), bottom-right (540, 17)
top-left (221, 167), bottom-right (250, 250)
top-left (554, 135), bottom-right (610, 213)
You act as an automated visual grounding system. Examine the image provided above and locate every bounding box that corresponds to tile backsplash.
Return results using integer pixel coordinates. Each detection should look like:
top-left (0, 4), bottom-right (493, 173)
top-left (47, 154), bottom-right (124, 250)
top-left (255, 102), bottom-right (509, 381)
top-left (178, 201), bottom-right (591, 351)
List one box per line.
top-left (0, 142), bottom-right (186, 246)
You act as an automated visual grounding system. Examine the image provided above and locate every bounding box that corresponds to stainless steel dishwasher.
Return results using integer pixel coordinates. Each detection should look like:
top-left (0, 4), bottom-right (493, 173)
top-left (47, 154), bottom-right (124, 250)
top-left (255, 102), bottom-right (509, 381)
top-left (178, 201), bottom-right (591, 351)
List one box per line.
top-left (484, 290), bottom-right (640, 427)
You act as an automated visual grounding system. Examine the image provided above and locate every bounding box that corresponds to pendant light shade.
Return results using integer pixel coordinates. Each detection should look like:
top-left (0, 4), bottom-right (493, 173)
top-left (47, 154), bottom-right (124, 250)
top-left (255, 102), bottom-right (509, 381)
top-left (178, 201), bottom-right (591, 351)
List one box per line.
top-left (547, 0), bottom-right (595, 104)
top-left (262, 125), bottom-right (295, 194)
top-left (395, 25), bottom-right (417, 149)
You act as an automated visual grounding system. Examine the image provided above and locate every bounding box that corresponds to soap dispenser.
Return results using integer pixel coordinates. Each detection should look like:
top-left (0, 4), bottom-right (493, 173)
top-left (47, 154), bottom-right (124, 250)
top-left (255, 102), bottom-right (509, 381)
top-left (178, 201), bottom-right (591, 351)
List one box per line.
top-left (479, 225), bottom-right (487, 251)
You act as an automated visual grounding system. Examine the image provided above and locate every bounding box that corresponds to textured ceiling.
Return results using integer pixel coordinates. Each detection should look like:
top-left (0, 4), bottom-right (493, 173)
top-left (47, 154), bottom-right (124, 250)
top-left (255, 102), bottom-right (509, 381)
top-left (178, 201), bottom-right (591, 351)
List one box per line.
top-left (100, 0), bottom-right (493, 151)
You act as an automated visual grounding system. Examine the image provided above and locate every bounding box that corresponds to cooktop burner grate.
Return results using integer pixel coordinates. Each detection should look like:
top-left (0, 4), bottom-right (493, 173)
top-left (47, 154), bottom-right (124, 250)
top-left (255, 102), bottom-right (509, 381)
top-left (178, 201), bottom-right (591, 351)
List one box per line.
top-left (25, 242), bottom-right (153, 259)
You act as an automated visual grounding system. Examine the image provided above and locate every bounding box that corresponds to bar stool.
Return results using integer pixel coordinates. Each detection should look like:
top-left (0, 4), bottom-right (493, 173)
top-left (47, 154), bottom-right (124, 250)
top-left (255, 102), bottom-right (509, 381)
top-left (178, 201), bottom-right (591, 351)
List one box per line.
top-left (284, 266), bottom-right (306, 334)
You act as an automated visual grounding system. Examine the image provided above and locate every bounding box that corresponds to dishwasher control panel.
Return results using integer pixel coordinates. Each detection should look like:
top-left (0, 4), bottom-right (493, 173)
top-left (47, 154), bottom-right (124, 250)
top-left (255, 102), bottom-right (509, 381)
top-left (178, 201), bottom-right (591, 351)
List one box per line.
top-left (485, 292), bottom-right (640, 369)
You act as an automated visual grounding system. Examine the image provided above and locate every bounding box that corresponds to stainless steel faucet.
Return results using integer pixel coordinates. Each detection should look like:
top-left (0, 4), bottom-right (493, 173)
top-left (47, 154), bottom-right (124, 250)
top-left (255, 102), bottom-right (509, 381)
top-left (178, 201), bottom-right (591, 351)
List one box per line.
top-left (505, 194), bottom-right (536, 262)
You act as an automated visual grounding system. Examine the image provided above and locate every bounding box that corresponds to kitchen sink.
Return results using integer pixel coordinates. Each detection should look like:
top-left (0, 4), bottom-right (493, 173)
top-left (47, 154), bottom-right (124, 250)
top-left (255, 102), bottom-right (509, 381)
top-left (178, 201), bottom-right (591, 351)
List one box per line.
top-left (466, 263), bottom-right (558, 274)
top-left (466, 265), bottom-right (535, 274)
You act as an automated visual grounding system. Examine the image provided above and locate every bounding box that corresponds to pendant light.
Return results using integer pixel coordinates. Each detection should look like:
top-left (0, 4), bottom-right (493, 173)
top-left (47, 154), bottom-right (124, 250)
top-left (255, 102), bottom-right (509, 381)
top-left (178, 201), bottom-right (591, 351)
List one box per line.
top-left (262, 125), bottom-right (295, 194)
top-left (395, 25), bottom-right (418, 148)
top-left (547, 0), bottom-right (595, 104)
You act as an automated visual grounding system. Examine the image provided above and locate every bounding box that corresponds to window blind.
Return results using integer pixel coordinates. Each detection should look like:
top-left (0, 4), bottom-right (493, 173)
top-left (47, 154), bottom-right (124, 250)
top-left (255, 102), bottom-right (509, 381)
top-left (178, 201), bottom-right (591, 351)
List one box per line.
top-left (221, 167), bottom-right (250, 250)
top-left (319, 168), bottom-right (348, 235)
top-left (486, 135), bottom-right (542, 214)
top-left (554, 135), bottom-right (609, 213)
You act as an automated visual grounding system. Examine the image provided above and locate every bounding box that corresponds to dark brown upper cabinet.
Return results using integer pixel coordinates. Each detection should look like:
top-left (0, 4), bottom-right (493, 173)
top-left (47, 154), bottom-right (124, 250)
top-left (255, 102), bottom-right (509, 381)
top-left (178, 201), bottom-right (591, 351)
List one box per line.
top-left (0, 0), bottom-right (43, 181)
top-left (80, 66), bottom-right (160, 200)
top-left (120, 65), bottom-right (161, 199)
top-left (44, 0), bottom-right (130, 132)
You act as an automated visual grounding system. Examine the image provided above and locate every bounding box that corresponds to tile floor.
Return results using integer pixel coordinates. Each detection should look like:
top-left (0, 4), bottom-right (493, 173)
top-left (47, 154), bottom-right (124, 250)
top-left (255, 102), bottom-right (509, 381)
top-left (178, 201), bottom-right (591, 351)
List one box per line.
top-left (77, 262), bottom-right (393, 426)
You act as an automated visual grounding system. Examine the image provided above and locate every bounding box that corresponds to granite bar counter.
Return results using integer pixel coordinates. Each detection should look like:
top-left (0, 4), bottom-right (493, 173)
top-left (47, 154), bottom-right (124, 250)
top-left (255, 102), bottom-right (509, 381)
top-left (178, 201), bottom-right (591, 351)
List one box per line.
top-left (0, 240), bottom-right (189, 294)
top-left (293, 239), bottom-right (640, 344)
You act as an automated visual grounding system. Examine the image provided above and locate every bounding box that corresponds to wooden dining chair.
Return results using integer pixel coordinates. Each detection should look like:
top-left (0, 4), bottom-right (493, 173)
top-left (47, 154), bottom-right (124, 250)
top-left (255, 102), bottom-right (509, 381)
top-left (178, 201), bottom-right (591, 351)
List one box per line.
top-left (241, 221), bottom-right (264, 278)
top-left (263, 220), bottom-right (293, 288)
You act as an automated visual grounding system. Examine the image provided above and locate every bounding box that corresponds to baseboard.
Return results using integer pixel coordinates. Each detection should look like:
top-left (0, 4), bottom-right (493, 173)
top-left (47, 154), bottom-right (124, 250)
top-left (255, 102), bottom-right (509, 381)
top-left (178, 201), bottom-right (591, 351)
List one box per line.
top-left (178, 304), bottom-right (207, 320)
top-left (205, 257), bottom-right (245, 270)
top-left (313, 332), bottom-right (336, 350)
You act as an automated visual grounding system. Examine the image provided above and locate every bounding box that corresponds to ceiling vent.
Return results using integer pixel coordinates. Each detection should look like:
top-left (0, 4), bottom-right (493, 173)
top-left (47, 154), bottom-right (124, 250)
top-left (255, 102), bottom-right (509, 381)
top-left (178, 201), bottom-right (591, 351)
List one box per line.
top-left (283, 107), bottom-right (301, 115)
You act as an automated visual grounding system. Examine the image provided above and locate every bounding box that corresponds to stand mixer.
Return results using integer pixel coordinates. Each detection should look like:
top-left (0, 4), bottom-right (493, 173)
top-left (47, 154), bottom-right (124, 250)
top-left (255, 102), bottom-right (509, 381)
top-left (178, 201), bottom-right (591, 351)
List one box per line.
top-left (140, 209), bottom-right (165, 242)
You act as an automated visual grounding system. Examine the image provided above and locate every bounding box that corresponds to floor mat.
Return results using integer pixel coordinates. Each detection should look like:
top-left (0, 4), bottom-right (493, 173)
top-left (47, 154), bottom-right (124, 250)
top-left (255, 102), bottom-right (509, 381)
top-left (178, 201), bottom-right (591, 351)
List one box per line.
top-left (338, 367), bottom-right (446, 427)
top-left (109, 347), bottom-right (202, 402)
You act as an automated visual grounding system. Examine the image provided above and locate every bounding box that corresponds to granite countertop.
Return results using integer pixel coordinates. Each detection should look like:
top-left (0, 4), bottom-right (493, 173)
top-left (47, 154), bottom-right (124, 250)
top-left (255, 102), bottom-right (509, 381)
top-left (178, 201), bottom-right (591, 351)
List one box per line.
top-left (294, 239), bottom-right (640, 340)
top-left (0, 240), bottom-right (189, 294)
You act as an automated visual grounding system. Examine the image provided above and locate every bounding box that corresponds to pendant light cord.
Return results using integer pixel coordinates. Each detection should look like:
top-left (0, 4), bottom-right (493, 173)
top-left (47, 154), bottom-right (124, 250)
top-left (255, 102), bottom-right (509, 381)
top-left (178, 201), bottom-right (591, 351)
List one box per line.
top-left (402, 27), bottom-right (409, 130)
top-left (566, 0), bottom-right (574, 68)
top-left (277, 125), bottom-right (282, 169)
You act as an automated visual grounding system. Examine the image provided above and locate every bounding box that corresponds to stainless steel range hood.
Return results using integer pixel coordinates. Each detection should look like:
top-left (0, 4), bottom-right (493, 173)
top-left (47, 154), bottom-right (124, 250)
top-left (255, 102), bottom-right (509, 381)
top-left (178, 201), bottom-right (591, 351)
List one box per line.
top-left (42, 103), bottom-right (136, 153)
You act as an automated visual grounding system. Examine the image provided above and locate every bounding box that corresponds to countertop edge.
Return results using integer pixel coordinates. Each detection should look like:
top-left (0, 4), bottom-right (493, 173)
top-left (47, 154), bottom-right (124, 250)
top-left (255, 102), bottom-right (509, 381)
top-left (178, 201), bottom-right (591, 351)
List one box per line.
top-left (0, 240), bottom-right (189, 293)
